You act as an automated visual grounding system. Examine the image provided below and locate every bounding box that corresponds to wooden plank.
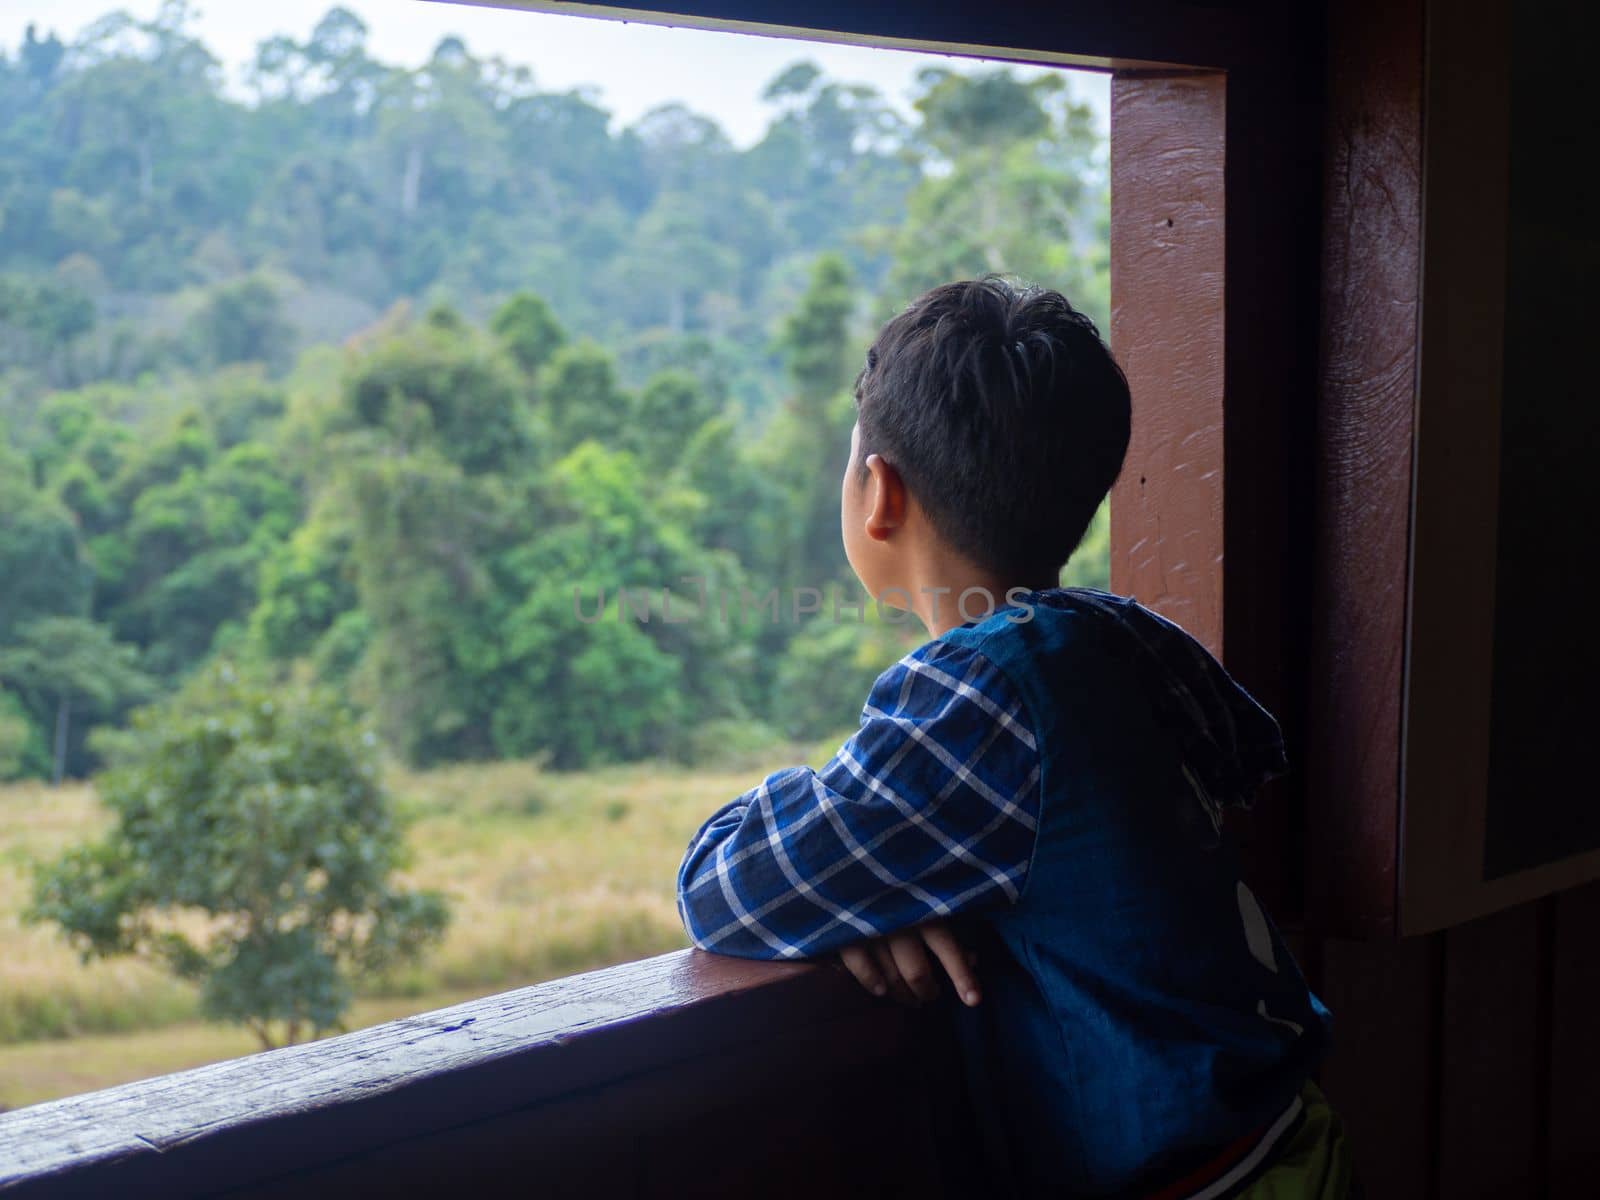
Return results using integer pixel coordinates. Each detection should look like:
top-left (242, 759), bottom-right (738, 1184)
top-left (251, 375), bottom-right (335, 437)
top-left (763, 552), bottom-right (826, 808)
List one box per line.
top-left (1111, 53), bottom-right (1323, 916)
top-left (1394, 0), bottom-right (1511, 937)
top-left (0, 951), bottom-right (914, 1198)
top-left (1215, 49), bottom-right (1324, 922)
top-left (433, 0), bottom-right (1297, 73)
top-left (1394, 0), bottom-right (1600, 920)
top-left (1316, 933), bottom-right (1439, 1200)
top-left (1436, 904), bottom-right (1544, 1200)
top-left (1302, 0), bottom-right (1423, 939)
top-left (1548, 882), bottom-right (1600, 1193)
top-left (223, 1002), bottom-right (937, 1199)
top-left (1108, 70), bottom-right (1226, 657)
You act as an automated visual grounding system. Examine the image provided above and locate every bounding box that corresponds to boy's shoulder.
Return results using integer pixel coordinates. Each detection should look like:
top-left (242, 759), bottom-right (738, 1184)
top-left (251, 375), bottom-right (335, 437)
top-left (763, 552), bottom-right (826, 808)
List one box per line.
top-left (862, 630), bottom-right (1026, 728)
top-left (859, 589), bottom-right (1152, 739)
top-left (927, 587), bottom-right (1286, 806)
top-left (937, 586), bottom-right (1167, 675)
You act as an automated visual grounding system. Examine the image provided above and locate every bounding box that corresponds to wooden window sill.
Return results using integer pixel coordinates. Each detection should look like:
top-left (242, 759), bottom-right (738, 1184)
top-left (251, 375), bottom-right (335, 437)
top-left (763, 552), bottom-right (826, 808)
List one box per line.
top-left (0, 950), bottom-right (933, 1197)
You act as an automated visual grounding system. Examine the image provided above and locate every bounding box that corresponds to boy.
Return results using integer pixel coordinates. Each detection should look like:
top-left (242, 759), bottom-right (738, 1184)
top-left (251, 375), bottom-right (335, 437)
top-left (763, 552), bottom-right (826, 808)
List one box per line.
top-left (676, 278), bottom-right (1351, 1198)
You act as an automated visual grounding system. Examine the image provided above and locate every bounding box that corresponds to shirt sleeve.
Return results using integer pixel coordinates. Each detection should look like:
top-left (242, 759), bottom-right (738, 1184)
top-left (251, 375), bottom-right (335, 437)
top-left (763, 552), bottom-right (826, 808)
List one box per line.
top-left (676, 638), bottom-right (1042, 960)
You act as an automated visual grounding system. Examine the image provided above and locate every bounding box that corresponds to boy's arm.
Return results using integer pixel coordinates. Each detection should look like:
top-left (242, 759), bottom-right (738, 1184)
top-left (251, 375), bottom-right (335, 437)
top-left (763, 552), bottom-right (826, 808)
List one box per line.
top-left (676, 640), bottom-right (1041, 960)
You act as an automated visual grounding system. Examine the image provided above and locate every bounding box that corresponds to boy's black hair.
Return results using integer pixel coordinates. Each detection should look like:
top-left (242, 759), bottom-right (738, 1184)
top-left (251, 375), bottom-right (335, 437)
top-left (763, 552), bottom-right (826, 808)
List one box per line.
top-left (853, 277), bottom-right (1131, 579)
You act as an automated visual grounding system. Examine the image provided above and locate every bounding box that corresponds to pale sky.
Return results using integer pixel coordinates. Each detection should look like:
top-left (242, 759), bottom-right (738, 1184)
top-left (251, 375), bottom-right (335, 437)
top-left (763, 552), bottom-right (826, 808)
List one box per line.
top-left (3, 0), bottom-right (1108, 147)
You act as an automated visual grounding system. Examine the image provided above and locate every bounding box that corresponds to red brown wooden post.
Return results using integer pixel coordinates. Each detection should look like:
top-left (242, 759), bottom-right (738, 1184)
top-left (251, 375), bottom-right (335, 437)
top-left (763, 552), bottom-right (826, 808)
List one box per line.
top-left (1107, 72), bottom-right (1226, 656)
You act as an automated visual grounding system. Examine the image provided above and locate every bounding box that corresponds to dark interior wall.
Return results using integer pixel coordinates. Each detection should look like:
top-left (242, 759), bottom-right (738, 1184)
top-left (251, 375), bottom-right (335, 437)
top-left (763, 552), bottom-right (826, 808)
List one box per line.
top-left (1482, 0), bottom-right (1600, 879)
top-left (1307, 0), bottom-right (1600, 1191)
top-left (1317, 883), bottom-right (1600, 1199)
top-left (1303, 0), bottom-right (1420, 939)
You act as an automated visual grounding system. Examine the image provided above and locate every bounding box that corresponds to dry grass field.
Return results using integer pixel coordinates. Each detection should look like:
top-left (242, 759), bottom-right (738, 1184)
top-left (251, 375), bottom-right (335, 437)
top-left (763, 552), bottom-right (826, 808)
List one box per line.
top-left (0, 744), bottom-right (832, 1110)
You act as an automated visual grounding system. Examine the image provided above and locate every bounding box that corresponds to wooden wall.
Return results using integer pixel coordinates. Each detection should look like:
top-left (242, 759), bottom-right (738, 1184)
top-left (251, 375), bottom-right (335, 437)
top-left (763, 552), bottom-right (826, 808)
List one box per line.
top-left (1302, 0), bottom-right (1600, 1190)
top-left (1314, 886), bottom-right (1600, 1198)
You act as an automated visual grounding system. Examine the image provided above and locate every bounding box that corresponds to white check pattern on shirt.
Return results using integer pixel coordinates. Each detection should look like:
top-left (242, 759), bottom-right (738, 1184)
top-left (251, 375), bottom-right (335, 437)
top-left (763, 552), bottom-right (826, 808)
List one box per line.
top-left (676, 638), bottom-right (1043, 960)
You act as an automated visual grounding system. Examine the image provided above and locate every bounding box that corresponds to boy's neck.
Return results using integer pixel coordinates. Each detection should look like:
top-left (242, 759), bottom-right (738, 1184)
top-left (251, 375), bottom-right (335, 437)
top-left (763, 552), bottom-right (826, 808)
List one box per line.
top-left (898, 551), bottom-right (1056, 638)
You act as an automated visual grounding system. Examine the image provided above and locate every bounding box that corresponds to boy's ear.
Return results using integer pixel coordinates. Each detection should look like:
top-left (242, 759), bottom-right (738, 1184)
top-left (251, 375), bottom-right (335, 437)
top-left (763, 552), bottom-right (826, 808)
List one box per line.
top-left (863, 453), bottom-right (907, 542)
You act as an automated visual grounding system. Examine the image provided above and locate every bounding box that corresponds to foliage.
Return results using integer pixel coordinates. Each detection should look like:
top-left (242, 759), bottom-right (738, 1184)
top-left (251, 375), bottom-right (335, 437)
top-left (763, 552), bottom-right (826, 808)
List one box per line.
top-left (0, 617), bottom-right (152, 783)
top-left (0, 10), bottom-right (923, 396)
top-left (246, 508), bottom-right (357, 662)
top-left (0, 690), bottom-right (36, 779)
top-left (1061, 500), bottom-right (1112, 591)
top-left (761, 252), bottom-right (861, 589)
top-left (187, 273), bottom-right (294, 371)
top-left (0, 450), bottom-right (91, 643)
top-left (771, 611), bottom-right (919, 739)
top-left (0, 18), bottom-right (1110, 779)
top-left (343, 312), bottom-right (531, 474)
top-left (1, 749), bottom-right (855, 1105)
top-left (490, 290), bottom-right (566, 376)
top-left (886, 68), bottom-right (1107, 321)
top-left (27, 665), bottom-right (450, 1048)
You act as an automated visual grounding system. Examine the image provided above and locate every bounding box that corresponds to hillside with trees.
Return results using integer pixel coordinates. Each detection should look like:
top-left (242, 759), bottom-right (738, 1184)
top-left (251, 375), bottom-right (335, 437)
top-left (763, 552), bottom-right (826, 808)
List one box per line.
top-left (0, 4), bottom-right (1111, 782)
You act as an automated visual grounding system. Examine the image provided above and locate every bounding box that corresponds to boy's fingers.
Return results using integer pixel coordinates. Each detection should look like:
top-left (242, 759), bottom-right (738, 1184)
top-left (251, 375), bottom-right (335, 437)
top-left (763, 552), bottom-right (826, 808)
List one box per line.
top-left (838, 944), bottom-right (887, 997)
top-left (872, 940), bottom-right (918, 1006)
top-left (921, 924), bottom-right (982, 1007)
top-left (887, 932), bottom-right (940, 1003)
top-left (839, 928), bottom-right (975, 1007)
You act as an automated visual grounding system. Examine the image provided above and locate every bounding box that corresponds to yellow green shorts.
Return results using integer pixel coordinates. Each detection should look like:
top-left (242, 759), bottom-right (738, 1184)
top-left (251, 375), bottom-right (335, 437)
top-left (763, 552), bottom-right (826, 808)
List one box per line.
top-left (1232, 1081), bottom-right (1355, 1200)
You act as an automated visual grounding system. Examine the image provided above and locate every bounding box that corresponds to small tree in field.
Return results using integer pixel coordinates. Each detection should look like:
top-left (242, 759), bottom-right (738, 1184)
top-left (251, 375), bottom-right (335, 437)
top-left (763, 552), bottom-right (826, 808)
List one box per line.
top-left (28, 664), bottom-right (449, 1049)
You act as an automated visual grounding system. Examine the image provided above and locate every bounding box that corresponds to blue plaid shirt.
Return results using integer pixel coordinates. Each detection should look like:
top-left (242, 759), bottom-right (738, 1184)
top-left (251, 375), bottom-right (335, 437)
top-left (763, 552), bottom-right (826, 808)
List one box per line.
top-left (678, 589), bottom-right (1329, 1196)
top-left (676, 638), bottom-right (1041, 958)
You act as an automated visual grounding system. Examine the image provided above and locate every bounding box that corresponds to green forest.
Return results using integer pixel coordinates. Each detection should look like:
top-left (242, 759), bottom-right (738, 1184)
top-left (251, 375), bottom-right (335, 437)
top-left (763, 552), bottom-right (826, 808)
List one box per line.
top-left (0, 4), bottom-right (1111, 784)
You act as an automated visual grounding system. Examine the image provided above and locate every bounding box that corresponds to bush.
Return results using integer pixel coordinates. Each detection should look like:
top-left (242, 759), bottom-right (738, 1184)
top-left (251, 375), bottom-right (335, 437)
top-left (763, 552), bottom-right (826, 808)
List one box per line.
top-left (27, 664), bottom-right (450, 1049)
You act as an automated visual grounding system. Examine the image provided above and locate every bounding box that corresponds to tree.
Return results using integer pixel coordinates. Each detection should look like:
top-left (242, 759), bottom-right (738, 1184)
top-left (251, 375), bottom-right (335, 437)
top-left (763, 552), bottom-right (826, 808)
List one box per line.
top-left (0, 457), bottom-right (92, 647)
top-left (106, 439), bottom-right (302, 679)
top-left (0, 272), bottom-right (94, 374)
top-left (886, 68), bottom-right (1107, 327)
top-left (490, 290), bottom-right (566, 376)
top-left (246, 508), bottom-right (358, 663)
top-left (0, 35), bottom-right (1113, 779)
top-left (344, 318), bottom-right (531, 474)
top-left (28, 664), bottom-right (449, 1049)
top-left (372, 36), bottom-right (511, 233)
top-left (632, 368), bottom-right (719, 470)
top-left (776, 252), bottom-right (855, 404)
top-left (492, 441), bottom-right (746, 767)
top-left (770, 612), bottom-right (915, 739)
top-left (748, 61), bottom-right (912, 256)
top-left (912, 67), bottom-right (1059, 161)
top-left (343, 448), bottom-right (507, 764)
top-left (761, 252), bottom-right (860, 588)
top-left (20, 24), bottom-right (66, 91)
top-left (538, 338), bottom-right (633, 452)
top-left (0, 690), bottom-right (37, 780)
top-left (188, 274), bottom-right (295, 371)
top-left (0, 616), bottom-right (152, 783)
top-left (611, 190), bottom-right (746, 335)
top-left (677, 414), bottom-right (785, 577)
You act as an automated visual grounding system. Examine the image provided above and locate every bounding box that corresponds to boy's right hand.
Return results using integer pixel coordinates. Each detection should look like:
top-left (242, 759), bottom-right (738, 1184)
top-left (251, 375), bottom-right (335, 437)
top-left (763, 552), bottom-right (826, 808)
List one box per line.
top-left (837, 920), bottom-right (982, 1008)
